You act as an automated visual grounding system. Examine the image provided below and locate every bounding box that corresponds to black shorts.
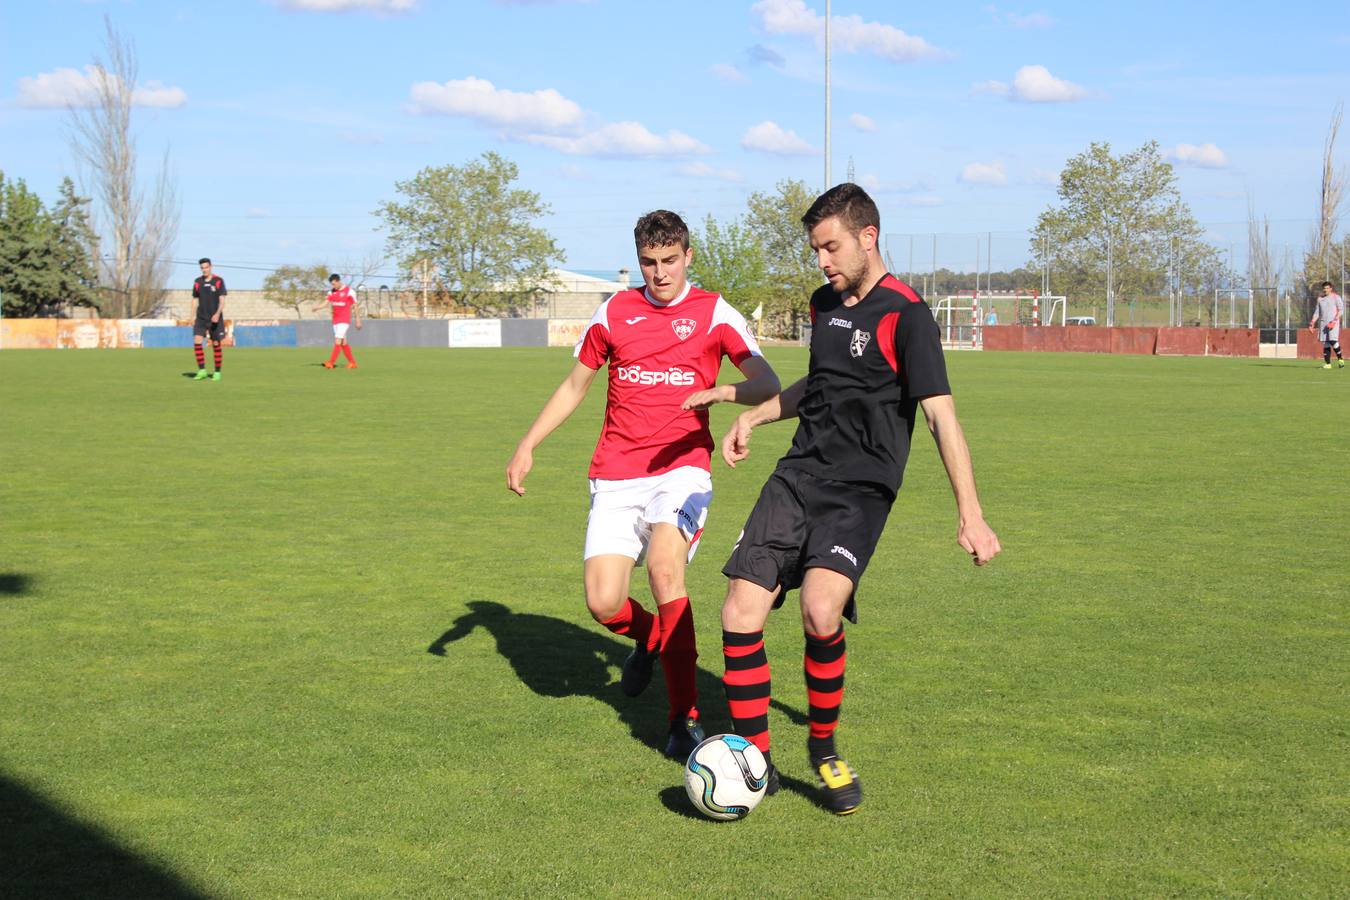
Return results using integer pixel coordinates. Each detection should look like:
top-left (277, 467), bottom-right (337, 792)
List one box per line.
top-left (193, 319), bottom-right (225, 341)
top-left (722, 467), bottom-right (893, 623)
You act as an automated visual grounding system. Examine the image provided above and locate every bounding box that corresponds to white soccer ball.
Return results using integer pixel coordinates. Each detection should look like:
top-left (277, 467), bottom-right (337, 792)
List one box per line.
top-left (683, 734), bottom-right (769, 821)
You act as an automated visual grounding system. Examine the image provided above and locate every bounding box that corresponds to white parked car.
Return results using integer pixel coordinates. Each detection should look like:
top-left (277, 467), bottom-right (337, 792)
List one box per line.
top-left (1065, 316), bottom-right (1097, 326)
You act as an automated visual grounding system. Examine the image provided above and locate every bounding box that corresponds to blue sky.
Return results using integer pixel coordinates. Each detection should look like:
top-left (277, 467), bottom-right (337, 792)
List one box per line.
top-left (2, 0), bottom-right (1348, 288)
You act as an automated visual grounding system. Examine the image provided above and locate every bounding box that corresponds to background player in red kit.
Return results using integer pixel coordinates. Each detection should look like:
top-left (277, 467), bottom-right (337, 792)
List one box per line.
top-left (506, 210), bottom-right (781, 758)
top-left (718, 183), bottom-right (1001, 814)
top-left (313, 274), bottom-right (361, 369)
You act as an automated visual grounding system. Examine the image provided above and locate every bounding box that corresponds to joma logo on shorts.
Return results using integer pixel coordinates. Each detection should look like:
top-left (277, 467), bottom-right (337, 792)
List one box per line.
top-left (831, 545), bottom-right (858, 566)
top-left (616, 365), bottom-right (696, 386)
top-left (828, 317), bottom-right (853, 328)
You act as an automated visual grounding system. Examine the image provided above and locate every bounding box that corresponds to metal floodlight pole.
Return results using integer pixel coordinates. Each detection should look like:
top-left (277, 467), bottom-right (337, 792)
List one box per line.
top-left (824, 0), bottom-right (831, 190)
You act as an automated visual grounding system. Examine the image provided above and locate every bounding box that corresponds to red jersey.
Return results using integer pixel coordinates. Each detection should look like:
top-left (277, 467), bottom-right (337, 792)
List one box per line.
top-left (575, 283), bottom-right (762, 479)
top-left (326, 286), bottom-right (356, 324)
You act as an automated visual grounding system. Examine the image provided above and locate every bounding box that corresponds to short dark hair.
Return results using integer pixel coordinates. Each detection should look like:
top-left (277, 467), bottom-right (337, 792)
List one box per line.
top-left (801, 182), bottom-right (880, 235)
top-left (198, 257), bottom-right (211, 265)
top-left (634, 210), bottom-right (689, 251)
top-left (329, 273), bottom-right (342, 283)
top-left (1322, 280), bottom-right (1335, 289)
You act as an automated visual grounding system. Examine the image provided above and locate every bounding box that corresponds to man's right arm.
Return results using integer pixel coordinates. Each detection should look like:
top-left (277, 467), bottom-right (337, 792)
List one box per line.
top-left (506, 360), bottom-right (601, 495)
top-left (720, 376), bottom-right (808, 467)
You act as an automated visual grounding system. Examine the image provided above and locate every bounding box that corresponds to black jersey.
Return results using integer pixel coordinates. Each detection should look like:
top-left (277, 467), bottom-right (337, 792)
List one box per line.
top-left (777, 274), bottom-right (950, 498)
top-left (192, 275), bottom-right (227, 320)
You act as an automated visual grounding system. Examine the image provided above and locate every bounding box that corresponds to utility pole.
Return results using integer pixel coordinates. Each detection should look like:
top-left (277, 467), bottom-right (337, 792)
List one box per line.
top-left (824, 0), bottom-right (831, 190)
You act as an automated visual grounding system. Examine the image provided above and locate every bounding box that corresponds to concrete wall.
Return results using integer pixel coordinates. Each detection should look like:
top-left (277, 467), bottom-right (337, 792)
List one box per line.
top-left (984, 326), bottom-right (1260, 357)
top-left (157, 289), bottom-right (608, 322)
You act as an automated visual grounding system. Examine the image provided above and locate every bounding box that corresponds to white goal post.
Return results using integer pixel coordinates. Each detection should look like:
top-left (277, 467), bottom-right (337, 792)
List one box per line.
top-left (933, 290), bottom-right (1068, 348)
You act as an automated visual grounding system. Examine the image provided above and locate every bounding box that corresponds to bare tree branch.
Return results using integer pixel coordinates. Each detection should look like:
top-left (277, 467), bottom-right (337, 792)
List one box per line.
top-left (66, 16), bottom-right (180, 318)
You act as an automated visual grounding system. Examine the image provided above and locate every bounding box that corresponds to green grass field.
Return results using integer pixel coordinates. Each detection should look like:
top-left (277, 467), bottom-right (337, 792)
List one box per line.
top-left (1, 347), bottom-right (1345, 898)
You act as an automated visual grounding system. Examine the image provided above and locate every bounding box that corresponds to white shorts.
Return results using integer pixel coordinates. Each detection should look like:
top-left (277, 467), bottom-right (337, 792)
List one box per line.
top-left (333, 323), bottom-right (350, 340)
top-left (584, 465), bottom-right (712, 564)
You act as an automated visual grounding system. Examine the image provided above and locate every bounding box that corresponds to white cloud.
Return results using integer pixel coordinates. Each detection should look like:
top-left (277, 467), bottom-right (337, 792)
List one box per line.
top-left (753, 0), bottom-right (947, 63)
top-left (848, 113), bottom-right (877, 133)
top-left (710, 63), bottom-right (748, 84)
top-left (17, 66), bottom-right (187, 109)
top-left (1007, 11), bottom-right (1054, 28)
top-left (986, 7), bottom-right (1055, 29)
top-left (974, 65), bottom-right (1087, 103)
top-left (747, 44), bottom-right (787, 67)
top-left (1010, 65), bottom-right (1086, 102)
top-left (338, 131), bottom-right (384, 145)
top-left (277, 0), bottom-right (416, 11)
top-left (526, 122), bottom-right (710, 158)
top-left (246, 207), bottom-right (270, 219)
top-left (972, 79), bottom-right (1011, 97)
top-left (1171, 142), bottom-right (1229, 169)
top-left (858, 173), bottom-right (881, 190)
top-left (740, 120), bottom-right (816, 156)
top-left (408, 76), bottom-right (584, 130)
top-left (1027, 167), bottom-right (1059, 187)
top-left (960, 161), bottom-right (1008, 185)
top-left (677, 162), bottom-right (744, 182)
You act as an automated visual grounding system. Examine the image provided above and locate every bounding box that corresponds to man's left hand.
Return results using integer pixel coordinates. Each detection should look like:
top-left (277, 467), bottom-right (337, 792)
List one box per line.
top-left (958, 518), bottom-right (1002, 566)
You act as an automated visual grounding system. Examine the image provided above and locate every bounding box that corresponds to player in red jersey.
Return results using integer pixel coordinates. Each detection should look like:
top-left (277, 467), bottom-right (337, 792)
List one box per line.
top-left (314, 274), bottom-right (361, 369)
top-left (506, 210), bottom-right (781, 758)
top-left (718, 183), bottom-right (1001, 814)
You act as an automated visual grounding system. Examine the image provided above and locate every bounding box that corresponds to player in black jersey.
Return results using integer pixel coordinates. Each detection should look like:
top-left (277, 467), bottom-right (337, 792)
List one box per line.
top-left (717, 183), bottom-right (1001, 815)
top-left (191, 258), bottom-right (227, 381)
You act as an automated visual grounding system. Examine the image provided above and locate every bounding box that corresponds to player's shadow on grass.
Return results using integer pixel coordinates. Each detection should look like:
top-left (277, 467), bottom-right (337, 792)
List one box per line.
top-left (0, 573), bottom-right (33, 595)
top-left (427, 599), bottom-right (808, 753)
top-left (0, 774), bottom-right (207, 899)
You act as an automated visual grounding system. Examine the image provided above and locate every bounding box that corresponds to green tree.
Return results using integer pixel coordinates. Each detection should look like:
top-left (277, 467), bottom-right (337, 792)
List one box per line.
top-left (0, 173), bottom-right (100, 317)
top-left (374, 152), bottom-right (563, 314)
top-left (50, 178), bottom-right (100, 311)
top-left (690, 214), bottom-right (772, 317)
top-left (1032, 141), bottom-right (1222, 322)
top-left (262, 263), bottom-right (332, 318)
top-left (745, 178), bottom-right (821, 322)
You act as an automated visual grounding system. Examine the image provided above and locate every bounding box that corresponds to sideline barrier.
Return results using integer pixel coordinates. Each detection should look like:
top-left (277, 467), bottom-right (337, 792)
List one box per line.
top-left (1110, 327), bottom-right (1158, 355)
top-left (1206, 329), bottom-right (1259, 357)
top-left (1, 318), bottom-right (174, 348)
top-left (983, 325), bottom-right (1260, 357)
top-left (1297, 328), bottom-right (1337, 360)
top-left (1156, 328), bottom-right (1207, 356)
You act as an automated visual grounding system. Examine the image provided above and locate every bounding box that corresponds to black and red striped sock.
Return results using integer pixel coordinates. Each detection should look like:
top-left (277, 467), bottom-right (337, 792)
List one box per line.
top-left (723, 630), bottom-right (771, 754)
top-left (599, 597), bottom-right (659, 652)
top-left (194, 344), bottom-right (205, 369)
top-left (212, 342), bottom-right (223, 372)
top-left (657, 596), bottom-right (697, 722)
top-left (804, 627), bottom-right (846, 760)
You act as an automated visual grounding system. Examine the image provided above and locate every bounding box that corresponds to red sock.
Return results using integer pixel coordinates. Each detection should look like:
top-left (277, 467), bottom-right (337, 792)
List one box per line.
top-left (193, 344), bottom-right (205, 368)
top-left (723, 630), bottom-right (771, 753)
top-left (327, 344), bottom-right (341, 364)
top-left (804, 627), bottom-right (846, 750)
top-left (341, 344), bottom-right (356, 364)
top-left (599, 597), bottom-right (658, 652)
top-left (658, 596), bottom-right (698, 722)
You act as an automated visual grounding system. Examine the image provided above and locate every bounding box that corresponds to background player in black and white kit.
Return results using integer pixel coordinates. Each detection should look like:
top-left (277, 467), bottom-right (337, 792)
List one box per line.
top-left (717, 183), bottom-right (1002, 815)
top-left (191, 257), bottom-right (227, 381)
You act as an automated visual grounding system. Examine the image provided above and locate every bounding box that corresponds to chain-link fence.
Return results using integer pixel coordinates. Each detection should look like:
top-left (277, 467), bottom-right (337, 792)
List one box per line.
top-left (883, 221), bottom-right (1348, 333)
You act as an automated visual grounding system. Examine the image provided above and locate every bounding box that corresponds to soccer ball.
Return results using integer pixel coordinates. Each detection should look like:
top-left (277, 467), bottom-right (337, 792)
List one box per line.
top-left (683, 734), bottom-right (769, 821)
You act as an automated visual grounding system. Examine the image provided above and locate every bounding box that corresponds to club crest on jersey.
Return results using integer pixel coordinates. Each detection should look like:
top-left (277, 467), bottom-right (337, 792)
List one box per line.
top-left (849, 328), bottom-right (871, 358)
top-left (672, 318), bottom-right (697, 341)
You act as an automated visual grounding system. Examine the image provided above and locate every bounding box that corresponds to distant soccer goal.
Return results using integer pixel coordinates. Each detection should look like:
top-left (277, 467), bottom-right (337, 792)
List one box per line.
top-left (933, 290), bottom-right (1068, 349)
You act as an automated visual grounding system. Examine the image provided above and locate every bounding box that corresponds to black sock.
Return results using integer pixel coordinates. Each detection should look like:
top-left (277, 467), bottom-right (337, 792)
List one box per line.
top-left (808, 735), bottom-right (837, 761)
